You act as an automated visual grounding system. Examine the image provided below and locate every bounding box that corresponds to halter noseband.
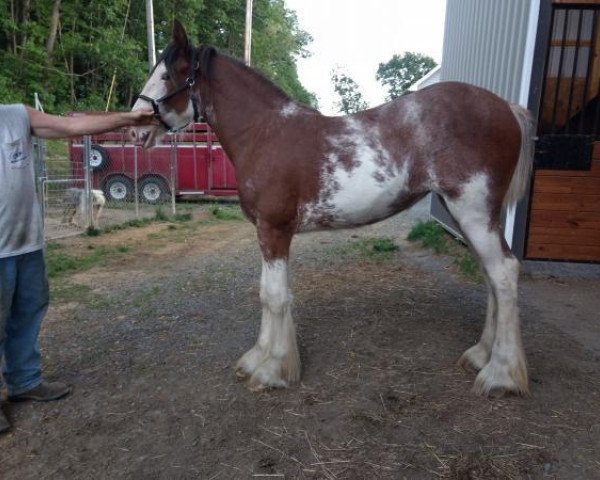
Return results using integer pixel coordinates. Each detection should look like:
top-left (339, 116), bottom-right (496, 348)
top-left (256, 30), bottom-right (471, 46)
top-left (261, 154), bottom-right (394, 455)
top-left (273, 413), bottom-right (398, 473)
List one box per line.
top-left (136, 50), bottom-right (201, 133)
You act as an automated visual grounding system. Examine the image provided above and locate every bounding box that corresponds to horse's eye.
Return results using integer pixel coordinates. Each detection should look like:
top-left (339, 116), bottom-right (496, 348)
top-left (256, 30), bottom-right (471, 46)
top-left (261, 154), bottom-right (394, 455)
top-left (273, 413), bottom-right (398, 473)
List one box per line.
top-left (161, 72), bottom-right (170, 81)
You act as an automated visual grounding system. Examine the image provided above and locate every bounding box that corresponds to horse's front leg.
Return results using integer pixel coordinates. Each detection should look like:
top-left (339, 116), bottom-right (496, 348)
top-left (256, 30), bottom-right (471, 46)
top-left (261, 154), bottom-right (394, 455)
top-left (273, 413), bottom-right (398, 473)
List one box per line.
top-left (236, 223), bottom-right (300, 390)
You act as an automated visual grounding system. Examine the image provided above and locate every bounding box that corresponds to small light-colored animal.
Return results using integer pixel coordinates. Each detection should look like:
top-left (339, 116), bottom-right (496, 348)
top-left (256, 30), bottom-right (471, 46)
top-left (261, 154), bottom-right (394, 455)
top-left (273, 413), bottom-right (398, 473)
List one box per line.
top-left (62, 188), bottom-right (106, 228)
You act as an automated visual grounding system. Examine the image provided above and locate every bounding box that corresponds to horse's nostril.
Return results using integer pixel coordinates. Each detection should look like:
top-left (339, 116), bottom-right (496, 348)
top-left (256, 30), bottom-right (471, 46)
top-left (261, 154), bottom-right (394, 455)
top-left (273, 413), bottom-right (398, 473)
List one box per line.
top-left (131, 130), bottom-right (149, 143)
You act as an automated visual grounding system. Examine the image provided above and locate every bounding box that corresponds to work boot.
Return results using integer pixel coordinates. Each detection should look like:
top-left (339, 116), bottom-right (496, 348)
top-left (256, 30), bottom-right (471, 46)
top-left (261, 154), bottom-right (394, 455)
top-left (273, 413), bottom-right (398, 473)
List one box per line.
top-left (0, 404), bottom-right (10, 434)
top-left (9, 381), bottom-right (72, 402)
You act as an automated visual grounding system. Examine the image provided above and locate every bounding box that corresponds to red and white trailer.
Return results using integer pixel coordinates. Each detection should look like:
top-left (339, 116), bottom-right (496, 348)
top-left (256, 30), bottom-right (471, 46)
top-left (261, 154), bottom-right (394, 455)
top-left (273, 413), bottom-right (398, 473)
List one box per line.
top-left (68, 122), bottom-right (237, 203)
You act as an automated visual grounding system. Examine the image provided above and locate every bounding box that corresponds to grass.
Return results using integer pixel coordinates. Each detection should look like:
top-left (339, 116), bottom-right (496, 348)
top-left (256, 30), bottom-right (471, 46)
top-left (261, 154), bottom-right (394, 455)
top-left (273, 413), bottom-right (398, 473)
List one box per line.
top-left (174, 212), bottom-right (193, 222)
top-left (45, 244), bottom-right (131, 279)
top-left (328, 237), bottom-right (399, 262)
top-left (84, 206), bottom-right (194, 237)
top-left (407, 220), bottom-right (483, 283)
top-left (78, 202), bottom-right (238, 239)
top-left (47, 216), bottom-right (173, 303)
top-left (154, 207), bottom-right (169, 221)
top-left (49, 282), bottom-right (111, 308)
top-left (210, 205), bottom-right (244, 221)
top-left (407, 220), bottom-right (447, 254)
top-left (46, 202), bottom-right (245, 303)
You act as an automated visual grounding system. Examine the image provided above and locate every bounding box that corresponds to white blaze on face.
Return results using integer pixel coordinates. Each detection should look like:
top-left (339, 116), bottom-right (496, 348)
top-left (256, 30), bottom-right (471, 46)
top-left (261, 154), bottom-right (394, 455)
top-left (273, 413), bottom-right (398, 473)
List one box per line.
top-left (301, 117), bottom-right (410, 229)
top-left (131, 62), bottom-right (170, 146)
top-left (132, 62), bottom-right (196, 145)
top-left (132, 62), bottom-right (169, 114)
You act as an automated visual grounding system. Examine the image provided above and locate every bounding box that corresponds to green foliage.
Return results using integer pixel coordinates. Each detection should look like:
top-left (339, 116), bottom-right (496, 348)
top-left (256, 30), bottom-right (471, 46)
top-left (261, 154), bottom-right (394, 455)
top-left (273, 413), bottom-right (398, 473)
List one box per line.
top-left (407, 220), bottom-right (483, 283)
top-left (331, 68), bottom-right (367, 114)
top-left (85, 227), bottom-right (101, 237)
top-left (407, 220), bottom-right (447, 254)
top-left (174, 212), bottom-right (193, 222)
top-left (45, 245), bottom-right (129, 278)
top-left (376, 52), bottom-right (437, 100)
top-left (0, 0), bottom-right (315, 111)
top-left (329, 237), bottom-right (399, 261)
top-left (370, 238), bottom-right (399, 253)
top-left (101, 217), bottom-right (155, 234)
top-left (210, 205), bottom-right (243, 221)
top-left (154, 207), bottom-right (169, 221)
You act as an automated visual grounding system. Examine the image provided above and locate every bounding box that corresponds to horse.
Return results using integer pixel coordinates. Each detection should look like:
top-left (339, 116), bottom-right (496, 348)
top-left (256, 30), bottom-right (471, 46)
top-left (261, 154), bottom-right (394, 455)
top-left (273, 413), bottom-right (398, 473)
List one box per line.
top-left (130, 21), bottom-right (535, 396)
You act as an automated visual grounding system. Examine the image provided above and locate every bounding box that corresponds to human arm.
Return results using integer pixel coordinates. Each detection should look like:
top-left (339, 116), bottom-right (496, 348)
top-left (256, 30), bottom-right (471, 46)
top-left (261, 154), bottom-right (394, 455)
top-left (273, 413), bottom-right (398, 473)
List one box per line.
top-left (26, 107), bottom-right (157, 139)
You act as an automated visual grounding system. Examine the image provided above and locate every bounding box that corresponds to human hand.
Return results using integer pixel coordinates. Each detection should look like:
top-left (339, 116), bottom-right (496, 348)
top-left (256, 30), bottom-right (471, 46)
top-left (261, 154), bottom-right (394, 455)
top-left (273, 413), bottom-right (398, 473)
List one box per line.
top-left (128, 109), bottom-right (159, 126)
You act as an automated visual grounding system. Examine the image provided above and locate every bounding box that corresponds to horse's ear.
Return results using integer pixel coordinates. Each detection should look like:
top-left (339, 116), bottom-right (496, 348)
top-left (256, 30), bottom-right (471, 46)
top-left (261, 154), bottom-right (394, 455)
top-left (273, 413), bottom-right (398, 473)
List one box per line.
top-left (197, 45), bottom-right (217, 79)
top-left (172, 20), bottom-right (189, 49)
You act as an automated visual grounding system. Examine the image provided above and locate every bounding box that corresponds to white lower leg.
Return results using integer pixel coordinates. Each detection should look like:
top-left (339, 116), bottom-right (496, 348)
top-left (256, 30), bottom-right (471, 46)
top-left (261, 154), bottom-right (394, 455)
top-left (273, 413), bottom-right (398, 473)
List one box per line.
top-left (236, 259), bottom-right (300, 389)
top-left (474, 257), bottom-right (528, 395)
top-left (459, 290), bottom-right (496, 371)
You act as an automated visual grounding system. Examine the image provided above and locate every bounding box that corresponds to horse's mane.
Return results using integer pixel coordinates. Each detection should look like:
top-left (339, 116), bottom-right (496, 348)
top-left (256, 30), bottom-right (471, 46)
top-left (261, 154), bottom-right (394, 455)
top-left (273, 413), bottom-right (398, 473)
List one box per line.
top-left (194, 44), bottom-right (292, 103)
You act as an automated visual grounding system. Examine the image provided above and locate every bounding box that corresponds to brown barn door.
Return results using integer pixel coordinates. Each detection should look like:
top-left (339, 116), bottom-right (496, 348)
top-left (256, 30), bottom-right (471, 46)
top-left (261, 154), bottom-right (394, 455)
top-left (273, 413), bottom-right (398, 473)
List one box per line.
top-left (527, 4), bottom-right (600, 261)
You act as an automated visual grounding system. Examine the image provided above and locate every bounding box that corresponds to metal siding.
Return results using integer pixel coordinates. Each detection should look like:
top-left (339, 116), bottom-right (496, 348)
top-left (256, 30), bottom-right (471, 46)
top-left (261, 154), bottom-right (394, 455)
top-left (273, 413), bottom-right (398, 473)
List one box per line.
top-left (441, 0), bottom-right (532, 103)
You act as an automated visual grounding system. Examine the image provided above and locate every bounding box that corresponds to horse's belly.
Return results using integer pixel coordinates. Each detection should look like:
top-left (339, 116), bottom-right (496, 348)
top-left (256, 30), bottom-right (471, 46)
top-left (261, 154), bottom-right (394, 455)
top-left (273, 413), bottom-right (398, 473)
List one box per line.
top-left (300, 160), bottom-right (411, 231)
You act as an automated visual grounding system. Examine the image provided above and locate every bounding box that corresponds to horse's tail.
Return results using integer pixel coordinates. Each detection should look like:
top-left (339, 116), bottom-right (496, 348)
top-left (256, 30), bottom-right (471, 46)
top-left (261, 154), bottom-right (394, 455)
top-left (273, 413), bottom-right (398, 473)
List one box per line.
top-left (505, 104), bottom-right (535, 207)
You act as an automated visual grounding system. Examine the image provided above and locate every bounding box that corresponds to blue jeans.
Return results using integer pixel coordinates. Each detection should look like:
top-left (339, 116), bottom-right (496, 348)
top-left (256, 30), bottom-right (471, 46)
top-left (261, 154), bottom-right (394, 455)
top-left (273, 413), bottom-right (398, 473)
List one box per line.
top-left (0, 249), bottom-right (47, 395)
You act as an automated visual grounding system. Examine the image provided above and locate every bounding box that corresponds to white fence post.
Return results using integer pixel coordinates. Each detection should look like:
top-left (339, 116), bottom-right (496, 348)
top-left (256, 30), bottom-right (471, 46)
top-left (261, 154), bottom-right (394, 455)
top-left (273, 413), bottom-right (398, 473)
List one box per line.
top-left (134, 146), bottom-right (140, 219)
top-left (83, 135), bottom-right (93, 229)
top-left (170, 135), bottom-right (177, 216)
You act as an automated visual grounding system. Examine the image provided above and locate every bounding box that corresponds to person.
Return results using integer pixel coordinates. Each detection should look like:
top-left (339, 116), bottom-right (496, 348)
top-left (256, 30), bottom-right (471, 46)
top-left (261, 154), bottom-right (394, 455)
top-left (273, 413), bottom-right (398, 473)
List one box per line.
top-left (0, 104), bottom-right (156, 433)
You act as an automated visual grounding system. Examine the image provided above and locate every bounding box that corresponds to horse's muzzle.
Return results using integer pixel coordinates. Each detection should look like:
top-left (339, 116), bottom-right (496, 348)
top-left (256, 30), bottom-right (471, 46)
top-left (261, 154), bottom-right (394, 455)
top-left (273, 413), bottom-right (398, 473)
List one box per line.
top-left (129, 126), bottom-right (160, 149)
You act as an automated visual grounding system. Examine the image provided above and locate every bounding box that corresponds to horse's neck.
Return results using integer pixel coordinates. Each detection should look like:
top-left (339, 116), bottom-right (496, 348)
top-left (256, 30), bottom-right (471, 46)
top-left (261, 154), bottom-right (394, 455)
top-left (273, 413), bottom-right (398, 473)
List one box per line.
top-left (202, 56), bottom-right (289, 164)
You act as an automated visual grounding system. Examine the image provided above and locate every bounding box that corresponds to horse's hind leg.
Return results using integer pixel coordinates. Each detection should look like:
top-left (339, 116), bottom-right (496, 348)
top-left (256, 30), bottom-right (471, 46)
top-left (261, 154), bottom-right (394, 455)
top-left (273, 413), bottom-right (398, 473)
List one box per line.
top-left (458, 288), bottom-right (496, 371)
top-left (443, 175), bottom-right (528, 396)
top-left (235, 223), bottom-right (300, 390)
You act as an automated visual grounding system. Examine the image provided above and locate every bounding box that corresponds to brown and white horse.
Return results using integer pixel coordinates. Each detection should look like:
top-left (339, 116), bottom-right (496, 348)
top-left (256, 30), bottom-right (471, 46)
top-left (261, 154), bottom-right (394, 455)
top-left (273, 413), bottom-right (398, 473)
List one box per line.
top-left (131, 22), bottom-right (534, 396)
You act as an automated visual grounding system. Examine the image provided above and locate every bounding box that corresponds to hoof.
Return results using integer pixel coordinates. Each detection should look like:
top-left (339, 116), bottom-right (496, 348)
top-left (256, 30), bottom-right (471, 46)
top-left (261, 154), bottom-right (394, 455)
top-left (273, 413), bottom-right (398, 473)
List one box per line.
top-left (235, 367), bottom-right (250, 381)
top-left (472, 358), bottom-right (529, 397)
top-left (246, 358), bottom-right (290, 391)
top-left (235, 345), bottom-right (266, 380)
top-left (235, 345), bottom-right (300, 391)
top-left (458, 343), bottom-right (490, 372)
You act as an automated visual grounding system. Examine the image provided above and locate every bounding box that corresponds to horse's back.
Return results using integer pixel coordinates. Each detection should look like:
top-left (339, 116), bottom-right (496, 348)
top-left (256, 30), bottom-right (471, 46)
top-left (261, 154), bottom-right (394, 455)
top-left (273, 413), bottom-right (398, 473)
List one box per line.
top-left (296, 82), bottom-right (523, 231)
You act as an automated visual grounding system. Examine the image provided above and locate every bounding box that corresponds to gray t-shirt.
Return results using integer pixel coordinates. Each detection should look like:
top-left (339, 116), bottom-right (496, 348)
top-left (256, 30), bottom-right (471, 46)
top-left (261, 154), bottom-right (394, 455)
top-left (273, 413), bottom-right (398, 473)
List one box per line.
top-left (0, 104), bottom-right (44, 258)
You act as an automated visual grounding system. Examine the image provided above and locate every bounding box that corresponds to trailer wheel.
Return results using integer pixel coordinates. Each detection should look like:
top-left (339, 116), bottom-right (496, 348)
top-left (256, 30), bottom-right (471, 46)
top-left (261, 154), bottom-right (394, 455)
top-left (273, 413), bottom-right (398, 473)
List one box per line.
top-left (89, 145), bottom-right (109, 170)
top-left (104, 175), bottom-right (133, 202)
top-left (139, 176), bottom-right (170, 204)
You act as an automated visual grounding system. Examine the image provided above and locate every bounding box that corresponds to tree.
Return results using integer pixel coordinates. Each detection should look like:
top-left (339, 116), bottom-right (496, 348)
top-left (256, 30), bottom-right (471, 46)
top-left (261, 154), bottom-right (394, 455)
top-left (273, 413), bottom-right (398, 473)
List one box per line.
top-left (0, 0), bottom-right (316, 111)
top-left (331, 68), bottom-right (367, 114)
top-left (376, 52), bottom-right (437, 100)
top-left (195, 0), bottom-right (316, 107)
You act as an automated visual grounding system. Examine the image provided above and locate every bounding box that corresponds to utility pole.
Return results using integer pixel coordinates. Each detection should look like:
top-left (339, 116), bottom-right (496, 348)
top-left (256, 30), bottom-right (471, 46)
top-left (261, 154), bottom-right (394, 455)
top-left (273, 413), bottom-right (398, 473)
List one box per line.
top-left (244, 0), bottom-right (253, 65)
top-left (145, 0), bottom-right (156, 71)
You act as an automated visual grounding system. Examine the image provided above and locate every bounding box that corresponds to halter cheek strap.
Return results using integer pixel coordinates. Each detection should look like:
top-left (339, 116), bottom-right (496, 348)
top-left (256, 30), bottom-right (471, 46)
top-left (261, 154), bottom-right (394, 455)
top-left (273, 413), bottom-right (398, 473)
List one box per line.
top-left (136, 93), bottom-right (173, 131)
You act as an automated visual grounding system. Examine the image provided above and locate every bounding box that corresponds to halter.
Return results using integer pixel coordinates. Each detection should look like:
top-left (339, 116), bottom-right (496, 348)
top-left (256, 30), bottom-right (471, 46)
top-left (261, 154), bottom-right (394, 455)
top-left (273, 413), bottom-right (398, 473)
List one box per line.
top-left (136, 50), bottom-right (201, 132)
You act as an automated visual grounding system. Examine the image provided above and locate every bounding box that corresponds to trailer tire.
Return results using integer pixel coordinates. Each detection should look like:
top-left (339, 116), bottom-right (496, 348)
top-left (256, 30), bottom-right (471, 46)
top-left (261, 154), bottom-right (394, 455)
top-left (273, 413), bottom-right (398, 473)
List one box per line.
top-left (89, 145), bottom-right (109, 170)
top-left (104, 175), bottom-right (133, 202)
top-left (139, 176), bottom-right (170, 204)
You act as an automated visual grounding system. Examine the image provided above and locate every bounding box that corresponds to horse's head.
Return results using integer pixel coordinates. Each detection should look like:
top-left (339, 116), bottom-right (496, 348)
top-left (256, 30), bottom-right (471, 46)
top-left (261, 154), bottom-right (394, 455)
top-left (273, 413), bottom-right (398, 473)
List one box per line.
top-left (130, 21), bottom-right (200, 147)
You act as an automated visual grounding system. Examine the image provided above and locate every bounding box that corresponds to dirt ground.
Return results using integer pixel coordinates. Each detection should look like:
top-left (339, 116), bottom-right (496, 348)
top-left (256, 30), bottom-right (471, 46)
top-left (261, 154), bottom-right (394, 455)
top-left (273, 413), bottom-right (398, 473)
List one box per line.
top-left (1, 200), bottom-right (600, 479)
